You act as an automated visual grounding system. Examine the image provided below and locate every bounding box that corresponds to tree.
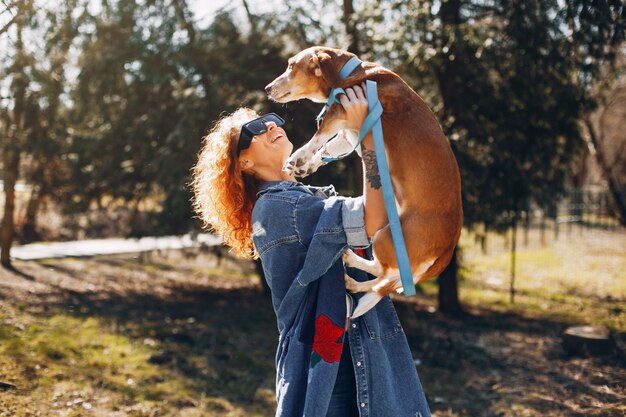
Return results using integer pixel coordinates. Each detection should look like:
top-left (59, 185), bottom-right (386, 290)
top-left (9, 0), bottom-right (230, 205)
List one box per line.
top-left (20, 0), bottom-right (85, 242)
top-left (349, 0), bottom-right (624, 313)
top-left (582, 73), bottom-right (626, 225)
top-left (1, 0), bottom-right (34, 268)
top-left (1, 0), bottom-right (88, 265)
top-left (62, 1), bottom-right (305, 239)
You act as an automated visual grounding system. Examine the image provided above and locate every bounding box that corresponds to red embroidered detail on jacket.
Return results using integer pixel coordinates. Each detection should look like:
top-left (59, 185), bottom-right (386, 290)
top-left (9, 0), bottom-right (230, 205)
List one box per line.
top-left (311, 314), bottom-right (344, 365)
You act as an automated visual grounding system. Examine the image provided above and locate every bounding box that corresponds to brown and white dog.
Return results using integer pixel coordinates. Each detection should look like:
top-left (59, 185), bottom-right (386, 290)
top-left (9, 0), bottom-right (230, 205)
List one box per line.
top-left (265, 46), bottom-right (463, 318)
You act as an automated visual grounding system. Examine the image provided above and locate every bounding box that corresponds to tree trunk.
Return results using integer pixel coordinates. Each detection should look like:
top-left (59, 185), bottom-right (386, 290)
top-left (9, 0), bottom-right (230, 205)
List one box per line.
top-left (584, 118), bottom-right (626, 226)
top-left (343, 0), bottom-right (358, 54)
top-left (523, 210), bottom-right (529, 247)
top-left (540, 214), bottom-right (546, 246)
top-left (1, 7), bottom-right (26, 269)
top-left (21, 183), bottom-right (43, 243)
top-left (437, 247), bottom-right (463, 315)
top-left (1, 147), bottom-right (20, 268)
top-left (436, 0), bottom-right (462, 121)
top-left (509, 214), bottom-right (517, 304)
top-left (434, 0), bottom-right (463, 314)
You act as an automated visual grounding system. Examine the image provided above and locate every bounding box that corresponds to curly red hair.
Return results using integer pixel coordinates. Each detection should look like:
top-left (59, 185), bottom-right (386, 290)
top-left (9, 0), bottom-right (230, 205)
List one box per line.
top-left (190, 108), bottom-right (262, 259)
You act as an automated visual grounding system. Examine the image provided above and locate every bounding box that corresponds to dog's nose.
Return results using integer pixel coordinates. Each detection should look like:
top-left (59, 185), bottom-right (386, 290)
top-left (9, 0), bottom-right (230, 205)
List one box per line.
top-left (264, 83), bottom-right (273, 94)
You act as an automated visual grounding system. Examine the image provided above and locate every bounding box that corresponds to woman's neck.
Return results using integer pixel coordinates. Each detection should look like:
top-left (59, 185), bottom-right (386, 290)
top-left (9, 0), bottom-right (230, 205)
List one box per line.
top-left (256, 168), bottom-right (297, 183)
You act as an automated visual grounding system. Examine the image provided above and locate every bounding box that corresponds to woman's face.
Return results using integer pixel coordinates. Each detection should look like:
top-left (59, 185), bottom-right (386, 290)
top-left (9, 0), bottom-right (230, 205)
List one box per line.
top-left (239, 120), bottom-right (294, 176)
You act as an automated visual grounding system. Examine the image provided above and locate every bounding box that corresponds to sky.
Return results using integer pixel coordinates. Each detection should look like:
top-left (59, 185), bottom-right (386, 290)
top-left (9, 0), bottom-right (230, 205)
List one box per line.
top-left (188, 0), bottom-right (235, 26)
top-left (0, 0), bottom-right (290, 102)
top-left (188, 0), bottom-right (288, 28)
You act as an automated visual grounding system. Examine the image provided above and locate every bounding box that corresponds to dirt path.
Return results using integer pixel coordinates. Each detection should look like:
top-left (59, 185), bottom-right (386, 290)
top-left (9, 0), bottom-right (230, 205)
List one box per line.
top-left (9, 233), bottom-right (220, 260)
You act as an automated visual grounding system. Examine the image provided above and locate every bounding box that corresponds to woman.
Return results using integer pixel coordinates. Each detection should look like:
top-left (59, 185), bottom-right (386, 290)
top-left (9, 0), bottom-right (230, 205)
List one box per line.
top-left (191, 85), bottom-right (431, 417)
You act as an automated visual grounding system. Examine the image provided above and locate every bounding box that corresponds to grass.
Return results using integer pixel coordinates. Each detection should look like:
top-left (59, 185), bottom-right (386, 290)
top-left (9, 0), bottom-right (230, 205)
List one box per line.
top-left (452, 225), bottom-right (626, 332)
top-left (0, 250), bottom-right (277, 416)
top-left (0, 225), bottom-right (624, 416)
top-left (0, 307), bottom-right (239, 416)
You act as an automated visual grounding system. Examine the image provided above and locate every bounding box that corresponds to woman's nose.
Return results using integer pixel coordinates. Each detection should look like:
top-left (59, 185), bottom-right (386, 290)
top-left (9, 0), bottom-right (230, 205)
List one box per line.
top-left (265, 121), bottom-right (277, 130)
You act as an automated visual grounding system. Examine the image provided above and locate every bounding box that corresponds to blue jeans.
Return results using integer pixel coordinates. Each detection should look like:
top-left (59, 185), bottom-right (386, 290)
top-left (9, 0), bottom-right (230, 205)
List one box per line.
top-left (326, 338), bottom-right (359, 417)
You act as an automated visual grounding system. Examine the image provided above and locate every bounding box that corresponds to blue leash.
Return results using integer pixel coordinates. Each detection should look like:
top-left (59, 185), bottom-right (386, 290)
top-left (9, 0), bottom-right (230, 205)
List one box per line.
top-left (318, 57), bottom-right (416, 297)
top-left (315, 57), bottom-right (363, 129)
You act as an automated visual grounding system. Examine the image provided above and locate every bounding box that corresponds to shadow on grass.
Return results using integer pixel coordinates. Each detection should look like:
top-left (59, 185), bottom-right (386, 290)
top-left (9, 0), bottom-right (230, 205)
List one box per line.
top-left (2, 251), bottom-right (625, 417)
top-left (1, 263), bottom-right (36, 280)
top-left (51, 283), bottom-right (277, 407)
top-left (392, 299), bottom-right (626, 416)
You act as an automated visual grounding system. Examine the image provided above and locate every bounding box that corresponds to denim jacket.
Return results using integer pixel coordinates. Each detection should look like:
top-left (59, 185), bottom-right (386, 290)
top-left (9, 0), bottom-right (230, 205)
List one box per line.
top-left (251, 180), bottom-right (431, 417)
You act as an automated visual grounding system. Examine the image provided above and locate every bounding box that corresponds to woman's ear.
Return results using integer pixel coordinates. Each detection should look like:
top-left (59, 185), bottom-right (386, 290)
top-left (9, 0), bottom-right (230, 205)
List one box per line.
top-left (239, 158), bottom-right (255, 173)
top-left (315, 51), bottom-right (341, 87)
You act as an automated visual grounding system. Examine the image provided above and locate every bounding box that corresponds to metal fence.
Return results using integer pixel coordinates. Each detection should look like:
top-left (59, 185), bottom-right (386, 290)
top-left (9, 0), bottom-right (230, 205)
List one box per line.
top-left (515, 188), bottom-right (623, 247)
top-left (557, 188), bottom-right (623, 230)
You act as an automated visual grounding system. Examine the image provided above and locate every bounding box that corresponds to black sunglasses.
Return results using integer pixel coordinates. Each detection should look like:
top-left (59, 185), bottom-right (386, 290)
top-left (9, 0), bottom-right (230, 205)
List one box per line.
top-left (237, 113), bottom-right (286, 155)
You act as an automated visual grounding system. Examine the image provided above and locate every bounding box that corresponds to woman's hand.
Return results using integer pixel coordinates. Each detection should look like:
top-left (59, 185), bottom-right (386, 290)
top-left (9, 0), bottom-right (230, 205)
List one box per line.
top-left (339, 82), bottom-right (385, 237)
top-left (339, 82), bottom-right (368, 133)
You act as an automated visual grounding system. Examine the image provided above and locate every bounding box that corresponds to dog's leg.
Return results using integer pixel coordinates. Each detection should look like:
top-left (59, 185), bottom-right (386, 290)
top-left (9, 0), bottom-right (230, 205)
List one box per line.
top-left (342, 249), bottom-right (383, 276)
top-left (343, 129), bottom-right (362, 158)
top-left (344, 273), bottom-right (374, 293)
top-left (294, 131), bottom-right (355, 177)
top-left (289, 128), bottom-right (362, 177)
top-left (349, 274), bottom-right (405, 318)
top-left (345, 274), bottom-right (390, 318)
top-left (283, 129), bottom-right (339, 177)
top-left (321, 130), bottom-right (356, 159)
top-left (349, 257), bottom-right (438, 318)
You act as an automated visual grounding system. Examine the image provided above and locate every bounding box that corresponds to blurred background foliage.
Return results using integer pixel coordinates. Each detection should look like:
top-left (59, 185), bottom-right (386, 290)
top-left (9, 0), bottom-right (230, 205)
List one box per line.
top-left (0, 0), bottom-right (624, 301)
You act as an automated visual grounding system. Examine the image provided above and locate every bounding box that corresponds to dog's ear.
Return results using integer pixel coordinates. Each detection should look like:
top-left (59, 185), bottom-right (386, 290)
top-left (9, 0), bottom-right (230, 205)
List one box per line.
top-left (313, 51), bottom-right (341, 87)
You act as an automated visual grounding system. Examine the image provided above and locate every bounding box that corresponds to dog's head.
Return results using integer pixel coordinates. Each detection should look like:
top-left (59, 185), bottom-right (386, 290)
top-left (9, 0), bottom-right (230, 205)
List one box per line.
top-left (265, 46), bottom-right (356, 104)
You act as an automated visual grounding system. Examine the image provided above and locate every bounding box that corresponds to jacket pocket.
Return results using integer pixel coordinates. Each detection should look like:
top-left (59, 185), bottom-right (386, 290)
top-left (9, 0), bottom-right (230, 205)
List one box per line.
top-left (362, 296), bottom-right (403, 339)
top-left (257, 234), bottom-right (299, 256)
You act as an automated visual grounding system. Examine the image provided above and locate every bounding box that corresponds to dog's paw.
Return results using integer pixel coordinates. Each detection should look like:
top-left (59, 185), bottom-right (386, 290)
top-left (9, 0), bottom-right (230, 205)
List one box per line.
top-left (344, 274), bottom-right (362, 293)
top-left (283, 161), bottom-right (314, 178)
top-left (284, 146), bottom-right (317, 178)
top-left (287, 146), bottom-right (311, 168)
top-left (342, 249), bottom-right (359, 267)
top-left (282, 158), bottom-right (308, 177)
top-left (282, 159), bottom-right (297, 176)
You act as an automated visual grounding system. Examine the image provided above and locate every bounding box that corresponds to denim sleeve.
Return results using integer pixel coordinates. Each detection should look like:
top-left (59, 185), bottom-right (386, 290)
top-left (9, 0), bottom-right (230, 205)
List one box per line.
top-left (339, 195), bottom-right (371, 249)
top-left (292, 194), bottom-right (370, 287)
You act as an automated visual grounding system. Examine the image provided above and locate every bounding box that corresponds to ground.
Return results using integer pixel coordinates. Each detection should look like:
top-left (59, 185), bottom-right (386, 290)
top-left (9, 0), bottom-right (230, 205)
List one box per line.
top-left (0, 226), bottom-right (624, 417)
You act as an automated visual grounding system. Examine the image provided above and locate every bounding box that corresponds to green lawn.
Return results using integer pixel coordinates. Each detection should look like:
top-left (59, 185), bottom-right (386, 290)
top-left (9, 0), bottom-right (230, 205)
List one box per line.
top-left (0, 225), bottom-right (624, 416)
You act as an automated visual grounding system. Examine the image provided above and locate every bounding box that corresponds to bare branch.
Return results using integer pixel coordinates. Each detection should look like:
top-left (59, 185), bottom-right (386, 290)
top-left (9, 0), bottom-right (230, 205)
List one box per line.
top-left (0, 0), bottom-right (17, 17)
top-left (171, 0), bottom-right (196, 44)
top-left (0, 11), bottom-right (17, 36)
top-left (241, 0), bottom-right (257, 34)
